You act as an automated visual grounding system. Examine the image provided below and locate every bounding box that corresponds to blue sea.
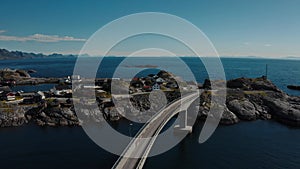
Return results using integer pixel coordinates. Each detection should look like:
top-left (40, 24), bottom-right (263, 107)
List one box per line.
top-left (1, 57), bottom-right (300, 95)
top-left (0, 57), bottom-right (299, 169)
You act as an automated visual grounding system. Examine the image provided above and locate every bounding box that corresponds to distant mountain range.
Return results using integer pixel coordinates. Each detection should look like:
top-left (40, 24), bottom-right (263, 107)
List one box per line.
top-left (0, 48), bottom-right (77, 60)
top-left (1, 48), bottom-right (299, 60)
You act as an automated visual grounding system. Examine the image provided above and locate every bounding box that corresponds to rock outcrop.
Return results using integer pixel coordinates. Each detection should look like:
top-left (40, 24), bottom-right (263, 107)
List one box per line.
top-left (0, 112), bottom-right (26, 127)
top-left (198, 76), bottom-right (300, 127)
top-left (0, 107), bottom-right (27, 127)
top-left (1, 75), bottom-right (300, 128)
top-left (227, 99), bottom-right (257, 120)
top-left (220, 107), bottom-right (239, 125)
top-left (25, 104), bottom-right (79, 127)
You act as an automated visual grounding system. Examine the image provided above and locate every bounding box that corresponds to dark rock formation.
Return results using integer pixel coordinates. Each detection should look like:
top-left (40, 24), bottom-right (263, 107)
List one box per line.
top-left (0, 68), bottom-right (30, 81)
top-left (227, 99), bottom-right (257, 120)
top-left (1, 74), bottom-right (300, 128)
top-left (202, 79), bottom-right (211, 89)
top-left (25, 104), bottom-right (79, 127)
top-left (220, 107), bottom-right (239, 125)
top-left (262, 96), bottom-right (300, 126)
top-left (199, 76), bottom-right (300, 127)
top-left (287, 85), bottom-right (300, 91)
top-left (202, 79), bottom-right (227, 90)
top-left (0, 68), bottom-right (61, 85)
top-left (0, 107), bottom-right (27, 127)
top-left (227, 76), bottom-right (279, 92)
top-left (157, 70), bottom-right (172, 79)
top-left (15, 70), bottom-right (31, 78)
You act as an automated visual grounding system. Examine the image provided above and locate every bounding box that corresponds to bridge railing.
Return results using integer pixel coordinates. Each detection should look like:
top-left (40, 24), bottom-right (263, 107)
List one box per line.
top-left (136, 92), bottom-right (199, 169)
top-left (112, 91), bottom-right (198, 169)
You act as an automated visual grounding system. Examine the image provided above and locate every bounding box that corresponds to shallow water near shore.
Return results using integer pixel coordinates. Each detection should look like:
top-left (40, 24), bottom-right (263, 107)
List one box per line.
top-left (0, 57), bottom-right (300, 168)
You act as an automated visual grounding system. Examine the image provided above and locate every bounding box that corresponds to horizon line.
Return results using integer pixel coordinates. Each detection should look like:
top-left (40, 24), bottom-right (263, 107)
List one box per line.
top-left (1, 48), bottom-right (300, 60)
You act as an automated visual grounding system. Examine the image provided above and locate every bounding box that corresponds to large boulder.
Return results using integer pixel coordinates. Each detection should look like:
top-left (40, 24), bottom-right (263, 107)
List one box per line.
top-left (220, 107), bottom-right (239, 125)
top-left (197, 97), bottom-right (239, 125)
top-left (227, 99), bottom-right (257, 120)
top-left (263, 97), bottom-right (300, 126)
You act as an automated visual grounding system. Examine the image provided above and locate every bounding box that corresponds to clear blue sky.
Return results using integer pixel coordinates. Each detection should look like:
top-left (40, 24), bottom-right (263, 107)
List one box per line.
top-left (0, 0), bottom-right (300, 57)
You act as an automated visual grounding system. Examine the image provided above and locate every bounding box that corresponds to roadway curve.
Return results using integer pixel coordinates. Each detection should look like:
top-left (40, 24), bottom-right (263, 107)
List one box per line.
top-left (112, 92), bottom-right (199, 169)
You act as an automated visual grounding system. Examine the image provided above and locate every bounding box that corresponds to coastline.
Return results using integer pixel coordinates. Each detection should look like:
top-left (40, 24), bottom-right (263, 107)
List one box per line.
top-left (1, 68), bottom-right (300, 128)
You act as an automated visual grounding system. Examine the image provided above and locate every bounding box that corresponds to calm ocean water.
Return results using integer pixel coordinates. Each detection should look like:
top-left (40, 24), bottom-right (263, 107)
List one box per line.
top-left (0, 57), bottom-right (299, 169)
top-left (1, 57), bottom-right (300, 95)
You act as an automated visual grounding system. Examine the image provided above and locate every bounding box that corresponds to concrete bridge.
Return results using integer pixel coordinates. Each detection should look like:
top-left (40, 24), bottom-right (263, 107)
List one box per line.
top-left (112, 92), bottom-right (199, 169)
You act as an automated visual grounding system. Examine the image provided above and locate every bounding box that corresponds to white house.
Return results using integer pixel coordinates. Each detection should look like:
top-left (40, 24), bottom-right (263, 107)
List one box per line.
top-left (6, 92), bottom-right (15, 101)
top-left (52, 85), bottom-right (72, 95)
top-left (37, 91), bottom-right (46, 100)
top-left (156, 77), bottom-right (165, 84)
top-left (152, 83), bottom-right (160, 90)
top-left (71, 75), bottom-right (81, 82)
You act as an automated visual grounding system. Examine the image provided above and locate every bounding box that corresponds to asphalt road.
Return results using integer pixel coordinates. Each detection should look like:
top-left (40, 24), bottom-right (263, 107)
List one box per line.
top-left (112, 92), bottom-right (199, 169)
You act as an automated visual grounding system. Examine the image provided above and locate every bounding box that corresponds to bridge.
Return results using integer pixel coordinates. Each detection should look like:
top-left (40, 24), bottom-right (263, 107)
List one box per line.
top-left (112, 92), bottom-right (199, 169)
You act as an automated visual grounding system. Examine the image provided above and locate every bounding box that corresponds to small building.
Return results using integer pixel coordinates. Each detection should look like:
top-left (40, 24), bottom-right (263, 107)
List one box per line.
top-left (62, 75), bottom-right (82, 84)
top-left (52, 85), bottom-right (72, 96)
top-left (61, 76), bottom-right (72, 84)
top-left (156, 77), bottom-right (165, 84)
top-left (152, 83), bottom-right (161, 90)
top-left (37, 91), bottom-right (46, 100)
top-left (142, 85), bottom-right (152, 92)
top-left (6, 92), bottom-right (15, 101)
top-left (71, 75), bottom-right (81, 82)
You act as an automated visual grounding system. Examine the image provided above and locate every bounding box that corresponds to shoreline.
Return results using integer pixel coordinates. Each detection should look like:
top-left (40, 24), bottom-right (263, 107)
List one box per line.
top-left (1, 69), bottom-right (300, 128)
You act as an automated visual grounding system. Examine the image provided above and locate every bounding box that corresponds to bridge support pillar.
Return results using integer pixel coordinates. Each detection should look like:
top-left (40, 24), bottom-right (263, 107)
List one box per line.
top-left (174, 110), bottom-right (193, 133)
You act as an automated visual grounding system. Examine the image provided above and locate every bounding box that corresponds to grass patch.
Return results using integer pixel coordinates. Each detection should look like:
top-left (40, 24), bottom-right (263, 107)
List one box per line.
top-left (243, 90), bottom-right (267, 96)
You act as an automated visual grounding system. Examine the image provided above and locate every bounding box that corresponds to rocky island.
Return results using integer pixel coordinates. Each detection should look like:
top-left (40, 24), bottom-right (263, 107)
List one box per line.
top-left (0, 68), bottom-right (300, 128)
top-left (199, 76), bottom-right (300, 126)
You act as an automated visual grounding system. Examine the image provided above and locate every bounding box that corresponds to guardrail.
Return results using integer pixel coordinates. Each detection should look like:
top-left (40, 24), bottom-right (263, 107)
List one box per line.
top-left (136, 93), bottom-right (199, 169)
top-left (112, 91), bottom-right (199, 169)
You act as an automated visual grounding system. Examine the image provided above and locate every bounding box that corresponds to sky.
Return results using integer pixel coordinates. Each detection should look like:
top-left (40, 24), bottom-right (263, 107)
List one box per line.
top-left (0, 0), bottom-right (300, 57)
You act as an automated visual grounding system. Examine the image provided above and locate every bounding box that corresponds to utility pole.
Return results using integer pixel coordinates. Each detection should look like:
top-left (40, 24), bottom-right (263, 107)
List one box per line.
top-left (265, 64), bottom-right (268, 79)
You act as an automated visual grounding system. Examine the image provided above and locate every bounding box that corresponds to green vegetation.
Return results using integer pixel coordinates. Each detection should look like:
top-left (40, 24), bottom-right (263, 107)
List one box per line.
top-left (243, 90), bottom-right (267, 96)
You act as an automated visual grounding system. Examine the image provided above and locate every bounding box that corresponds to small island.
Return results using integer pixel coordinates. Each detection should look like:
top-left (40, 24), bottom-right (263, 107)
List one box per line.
top-left (124, 64), bottom-right (158, 68)
top-left (0, 68), bottom-right (300, 128)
